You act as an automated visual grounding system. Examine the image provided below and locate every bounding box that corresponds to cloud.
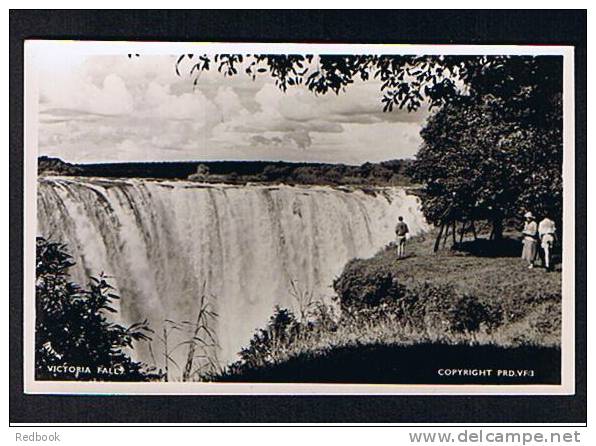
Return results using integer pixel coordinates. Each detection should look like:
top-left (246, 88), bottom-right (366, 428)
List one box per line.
top-left (37, 54), bottom-right (427, 164)
top-left (41, 72), bottom-right (134, 116)
top-left (248, 131), bottom-right (312, 150)
top-left (214, 81), bottom-right (426, 150)
top-left (271, 80), bottom-right (427, 125)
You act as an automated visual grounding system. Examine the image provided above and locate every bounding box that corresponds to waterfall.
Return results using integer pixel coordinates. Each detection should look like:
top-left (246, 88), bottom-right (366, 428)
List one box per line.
top-left (37, 176), bottom-right (429, 373)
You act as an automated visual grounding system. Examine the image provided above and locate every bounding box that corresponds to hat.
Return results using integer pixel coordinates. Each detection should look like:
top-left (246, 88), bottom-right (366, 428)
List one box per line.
top-left (524, 211), bottom-right (535, 219)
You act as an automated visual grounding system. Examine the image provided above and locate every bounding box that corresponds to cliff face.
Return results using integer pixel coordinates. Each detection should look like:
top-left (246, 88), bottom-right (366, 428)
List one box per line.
top-left (38, 156), bottom-right (83, 176)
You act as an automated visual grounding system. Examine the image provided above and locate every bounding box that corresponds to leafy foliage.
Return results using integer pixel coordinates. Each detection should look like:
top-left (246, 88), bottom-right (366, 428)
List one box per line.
top-left (408, 57), bottom-right (563, 237)
top-left (396, 283), bottom-right (503, 335)
top-left (231, 306), bottom-right (302, 372)
top-left (177, 54), bottom-right (444, 108)
top-left (35, 237), bottom-right (159, 381)
top-left (410, 92), bottom-right (562, 232)
top-left (333, 260), bottom-right (502, 334)
top-left (176, 54), bottom-right (561, 113)
top-left (38, 156), bottom-right (83, 176)
top-left (333, 259), bottom-right (407, 311)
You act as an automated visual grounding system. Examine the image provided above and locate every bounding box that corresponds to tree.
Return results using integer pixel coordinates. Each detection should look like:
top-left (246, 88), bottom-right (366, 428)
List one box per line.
top-left (262, 164), bottom-right (292, 182)
top-left (35, 237), bottom-right (159, 381)
top-left (188, 163), bottom-right (210, 181)
top-left (409, 70), bottom-right (562, 243)
top-left (171, 54), bottom-right (563, 243)
top-left (173, 54), bottom-right (561, 114)
top-left (195, 164), bottom-right (210, 176)
top-left (175, 53), bottom-right (463, 111)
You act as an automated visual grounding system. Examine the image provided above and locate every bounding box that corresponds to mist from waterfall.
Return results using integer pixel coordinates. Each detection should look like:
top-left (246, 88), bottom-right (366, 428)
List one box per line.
top-left (37, 177), bottom-right (429, 372)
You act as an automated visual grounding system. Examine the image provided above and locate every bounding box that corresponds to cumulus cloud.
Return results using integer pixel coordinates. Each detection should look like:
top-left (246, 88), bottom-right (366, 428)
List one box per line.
top-left (37, 54), bottom-right (427, 164)
top-left (41, 72), bottom-right (134, 116)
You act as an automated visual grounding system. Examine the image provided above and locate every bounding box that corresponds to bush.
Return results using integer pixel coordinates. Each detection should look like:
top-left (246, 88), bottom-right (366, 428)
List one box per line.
top-left (333, 259), bottom-right (407, 311)
top-left (334, 258), bottom-right (504, 333)
top-left (396, 283), bottom-right (503, 335)
top-left (230, 306), bottom-right (301, 372)
top-left (496, 300), bottom-right (561, 347)
top-left (498, 289), bottom-right (561, 324)
top-left (35, 237), bottom-right (160, 381)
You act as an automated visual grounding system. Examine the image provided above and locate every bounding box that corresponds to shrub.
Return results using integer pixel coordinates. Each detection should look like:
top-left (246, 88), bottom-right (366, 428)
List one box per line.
top-left (232, 306), bottom-right (301, 371)
top-left (188, 163), bottom-right (210, 181)
top-left (35, 237), bottom-right (159, 381)
top-left (495, 300), bottom-right (561, 347)
top-left (335, 256), bottom-right (505, 334)
top-left (333, 259), bottom-right (407, 311)
top-left (498, 289), bottom-right (561, 324)
top-left (447, 294), bottom-right (503, 333)
top-left (366, 282), bottom-right (504, 336)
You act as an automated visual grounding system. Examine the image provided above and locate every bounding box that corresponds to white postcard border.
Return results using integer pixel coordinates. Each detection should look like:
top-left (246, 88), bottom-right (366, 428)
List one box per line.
top-left (23, 41), bottom-right (576, 395)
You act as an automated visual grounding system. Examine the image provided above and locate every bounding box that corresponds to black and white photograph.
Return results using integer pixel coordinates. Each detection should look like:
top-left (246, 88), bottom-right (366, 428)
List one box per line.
top-left (23, 41), bottom-right (575, 394)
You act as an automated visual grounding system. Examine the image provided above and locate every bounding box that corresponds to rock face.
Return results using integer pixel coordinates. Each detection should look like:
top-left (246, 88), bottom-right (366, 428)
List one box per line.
top-left (38, 156), bottom-right (83, 176)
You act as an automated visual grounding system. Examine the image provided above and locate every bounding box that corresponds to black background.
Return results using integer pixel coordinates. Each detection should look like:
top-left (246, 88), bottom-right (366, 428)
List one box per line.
top-left (9, 9), bottom-right (587, 424)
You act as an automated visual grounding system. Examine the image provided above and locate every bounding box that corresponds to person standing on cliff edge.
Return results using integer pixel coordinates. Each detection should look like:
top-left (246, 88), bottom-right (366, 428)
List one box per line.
top-left (395, 216), bottom-right (410, 259)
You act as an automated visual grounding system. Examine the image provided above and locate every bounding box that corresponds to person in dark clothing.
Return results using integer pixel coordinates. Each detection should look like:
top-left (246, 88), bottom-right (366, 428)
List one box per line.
top-left (395, 216), bottom-right (409, 259)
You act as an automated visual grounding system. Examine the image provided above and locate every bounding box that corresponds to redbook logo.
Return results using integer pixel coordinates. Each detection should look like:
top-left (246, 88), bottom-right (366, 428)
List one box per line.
top-left (15, 432), bottom-right (61, 442)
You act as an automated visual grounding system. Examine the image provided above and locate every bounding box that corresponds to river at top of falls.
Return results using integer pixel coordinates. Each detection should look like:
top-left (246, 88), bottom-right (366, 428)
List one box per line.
top-left (36, 176), bottom-right (430, 376)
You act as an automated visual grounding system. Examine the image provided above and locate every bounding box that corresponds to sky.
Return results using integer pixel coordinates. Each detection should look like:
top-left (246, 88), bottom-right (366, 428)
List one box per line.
top-left (37, 54), bottom-right (428, 165)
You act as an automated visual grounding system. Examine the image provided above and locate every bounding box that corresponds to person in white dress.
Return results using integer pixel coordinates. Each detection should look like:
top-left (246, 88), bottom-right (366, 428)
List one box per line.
top-left (521, 211), bottom-right (538, 268)
top-left (538, 216), bottom-right (557, 271)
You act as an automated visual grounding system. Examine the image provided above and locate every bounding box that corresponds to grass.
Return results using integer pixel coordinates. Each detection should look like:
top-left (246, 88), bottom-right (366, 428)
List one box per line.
top-left (209, 228), bottom-right (562, 384)
top-left (375, 230), bottom-right (561, 299)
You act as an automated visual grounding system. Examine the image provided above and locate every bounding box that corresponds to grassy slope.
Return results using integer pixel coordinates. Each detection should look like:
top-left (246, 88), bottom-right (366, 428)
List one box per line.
top-left (212, 229), bottom-right (562, 383)
top-left (373, 230), bottom-right (561, 301)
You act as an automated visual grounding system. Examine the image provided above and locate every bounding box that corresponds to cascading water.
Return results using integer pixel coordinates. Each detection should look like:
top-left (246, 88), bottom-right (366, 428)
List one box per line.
top-left (37, 176), bottom-right (429, 373)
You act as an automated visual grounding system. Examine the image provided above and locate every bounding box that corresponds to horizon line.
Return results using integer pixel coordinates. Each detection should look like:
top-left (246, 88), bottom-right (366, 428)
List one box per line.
top-left (38, 155), bottom-right (415, 167)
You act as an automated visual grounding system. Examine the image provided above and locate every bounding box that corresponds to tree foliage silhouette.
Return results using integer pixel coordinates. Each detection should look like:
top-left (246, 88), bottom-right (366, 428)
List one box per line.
top-left (35, 237), bottom-right (159, 381)
top-left (410, 91), bottom-right (562, 241)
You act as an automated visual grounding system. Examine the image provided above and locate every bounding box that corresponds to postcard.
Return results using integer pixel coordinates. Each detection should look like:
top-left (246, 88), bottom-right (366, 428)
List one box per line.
top-left (23, 41), bottom-right (575, 395)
